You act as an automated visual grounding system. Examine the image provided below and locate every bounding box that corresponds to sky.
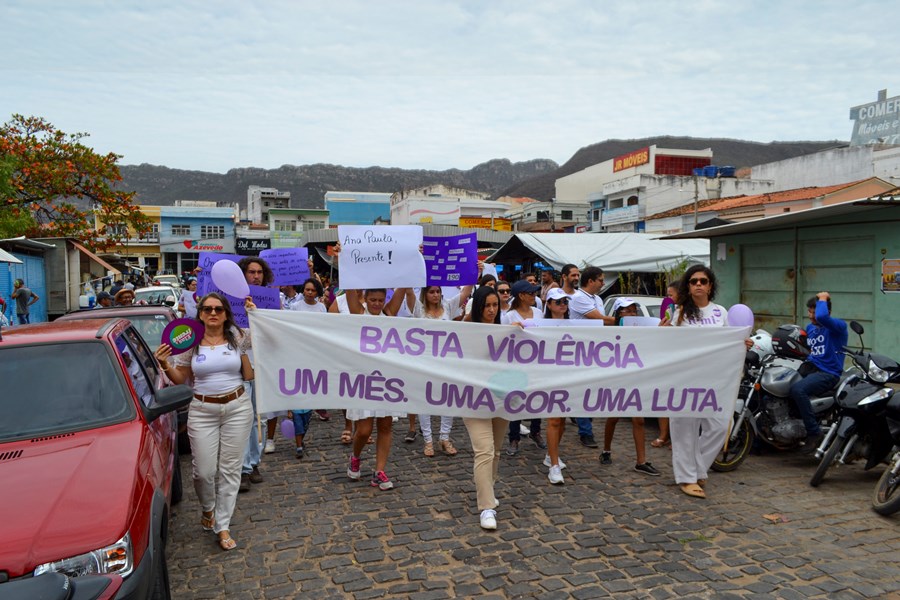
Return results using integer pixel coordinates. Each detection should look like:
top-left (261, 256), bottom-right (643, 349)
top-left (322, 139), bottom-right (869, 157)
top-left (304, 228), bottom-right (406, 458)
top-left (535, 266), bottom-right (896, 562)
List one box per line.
top-left (2, 1), bottom-right (897, 173)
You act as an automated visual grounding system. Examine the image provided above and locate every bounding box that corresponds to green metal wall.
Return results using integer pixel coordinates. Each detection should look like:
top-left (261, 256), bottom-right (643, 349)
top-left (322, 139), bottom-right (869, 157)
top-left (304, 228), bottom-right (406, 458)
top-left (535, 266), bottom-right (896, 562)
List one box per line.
top-left (710, 207), bottom-right (900, 357)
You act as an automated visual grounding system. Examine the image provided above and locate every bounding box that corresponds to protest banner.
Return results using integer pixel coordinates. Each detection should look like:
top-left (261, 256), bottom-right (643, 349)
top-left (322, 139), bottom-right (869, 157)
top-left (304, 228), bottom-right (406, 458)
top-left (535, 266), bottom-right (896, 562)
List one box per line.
top-left (337, 225), bottom-right (426, 289)
top-left (250, 310), bottom-right (748, 419)
top-left (259, 247), bottom-right (310, 286)
top-left (423, 233), bottom-right (478, 286)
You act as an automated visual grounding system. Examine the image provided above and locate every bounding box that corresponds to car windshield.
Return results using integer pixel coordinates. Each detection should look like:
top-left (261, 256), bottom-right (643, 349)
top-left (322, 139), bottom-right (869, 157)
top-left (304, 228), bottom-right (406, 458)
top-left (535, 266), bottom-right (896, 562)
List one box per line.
top-left (126, 314), bottom-right (171, 348)
top-left (0, 342), bottom-right (134, 442)
top-left (135, 289), bottom-right (174, 305)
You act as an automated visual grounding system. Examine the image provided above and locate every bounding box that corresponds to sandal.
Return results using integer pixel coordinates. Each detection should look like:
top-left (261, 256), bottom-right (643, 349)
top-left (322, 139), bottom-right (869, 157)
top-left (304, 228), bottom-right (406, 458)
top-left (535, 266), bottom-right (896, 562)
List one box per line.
top-left (404, 430), bottom-right (417, 443)
top-left (651, 438), bottom-right (671, 448)
top-left (423, 441), bottom-right (435, 457)
top-left (697, 479), bottom-right (707, 488)
top-left (218, 534), bottom-right (237, 551)
top-left (680, 483), bottom-right (706, 498)
top-left (200, 512), bottom-right (214, 532)
top-left (340, 429), bottom-right (352, 444)
top-left (440, 439), bottom-right (458, 456)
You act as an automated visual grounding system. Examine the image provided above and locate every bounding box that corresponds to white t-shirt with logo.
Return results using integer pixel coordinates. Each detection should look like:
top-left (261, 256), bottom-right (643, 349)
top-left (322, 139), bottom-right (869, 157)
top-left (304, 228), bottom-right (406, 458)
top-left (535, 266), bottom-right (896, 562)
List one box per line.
top-left (569, 289), bottom-right (605, 320)
top-left (671, 303), bottom-right (729, 328)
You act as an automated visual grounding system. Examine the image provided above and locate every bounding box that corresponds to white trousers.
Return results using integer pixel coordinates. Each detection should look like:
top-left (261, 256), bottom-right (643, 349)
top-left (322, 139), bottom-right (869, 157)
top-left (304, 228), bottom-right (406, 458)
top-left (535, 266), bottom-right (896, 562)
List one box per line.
top-left (462, 417), bottom-right (507, 511)
top-left (419, 415), bottom-right (454, 442)
top-left (187, 391), bottom-right (254, 534)
top-left (670, 415), bottom-right (729, 485)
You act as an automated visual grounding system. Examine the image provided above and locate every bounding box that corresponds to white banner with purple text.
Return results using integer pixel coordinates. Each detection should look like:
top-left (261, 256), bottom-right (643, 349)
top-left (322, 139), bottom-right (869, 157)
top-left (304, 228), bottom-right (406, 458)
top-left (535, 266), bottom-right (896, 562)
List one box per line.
top-left (249, 310), bottom-right (749, 419)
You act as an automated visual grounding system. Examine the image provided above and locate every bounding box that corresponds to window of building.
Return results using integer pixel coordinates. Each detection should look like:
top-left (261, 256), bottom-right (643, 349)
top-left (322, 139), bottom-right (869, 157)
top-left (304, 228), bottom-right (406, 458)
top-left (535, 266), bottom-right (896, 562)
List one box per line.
top-left (627, 196), bottom-right (639, 206)
top-left (275, 220), bottom-right (297, 232)
top-left (305, 221), bottom-right (325, 230)
top-left (592, 209), bottom-right (600, 221)
top-left (107, 224), bottom-right (128, 236)
top-left (172, 224), bottom-right (190, 236)
top-left (561, 210), bottom-right (573, 220)
top-left (200, 225), bottom-right (225, 239)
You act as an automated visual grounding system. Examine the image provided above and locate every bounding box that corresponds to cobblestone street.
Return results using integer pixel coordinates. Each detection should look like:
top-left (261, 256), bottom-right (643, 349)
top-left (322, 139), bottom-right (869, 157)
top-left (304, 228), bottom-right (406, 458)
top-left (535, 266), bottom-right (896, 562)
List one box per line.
top-left (168, 418), bottom-right (900, 599)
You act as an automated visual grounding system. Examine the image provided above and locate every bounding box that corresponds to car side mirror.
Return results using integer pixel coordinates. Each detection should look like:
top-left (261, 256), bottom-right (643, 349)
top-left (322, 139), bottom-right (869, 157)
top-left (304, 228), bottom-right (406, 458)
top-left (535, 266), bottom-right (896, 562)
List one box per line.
top-left (146, 384), bottom-right (193, 422)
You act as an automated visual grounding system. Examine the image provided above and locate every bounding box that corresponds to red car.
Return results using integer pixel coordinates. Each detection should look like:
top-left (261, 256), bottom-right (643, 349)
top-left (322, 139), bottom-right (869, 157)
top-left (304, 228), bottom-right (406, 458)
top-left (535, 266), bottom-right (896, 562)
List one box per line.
top-left (0, 319), bottom-right (192, 599)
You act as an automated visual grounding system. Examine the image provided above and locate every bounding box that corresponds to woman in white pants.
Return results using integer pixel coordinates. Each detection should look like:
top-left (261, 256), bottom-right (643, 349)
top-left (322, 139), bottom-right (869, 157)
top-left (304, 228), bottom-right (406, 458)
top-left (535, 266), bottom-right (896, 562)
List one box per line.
top-left (663, 265), bottom-right (730, 499)
top-left (155, 292), bottom-right (254, 550)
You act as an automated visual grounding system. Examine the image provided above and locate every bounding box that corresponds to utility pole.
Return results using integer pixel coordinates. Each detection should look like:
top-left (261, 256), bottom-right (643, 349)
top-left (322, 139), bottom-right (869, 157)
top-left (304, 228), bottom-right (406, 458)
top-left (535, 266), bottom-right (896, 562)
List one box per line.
top-left (693, 175), bottom-right (699, 229)
top-left (550, 198), bottom-right (556, 232)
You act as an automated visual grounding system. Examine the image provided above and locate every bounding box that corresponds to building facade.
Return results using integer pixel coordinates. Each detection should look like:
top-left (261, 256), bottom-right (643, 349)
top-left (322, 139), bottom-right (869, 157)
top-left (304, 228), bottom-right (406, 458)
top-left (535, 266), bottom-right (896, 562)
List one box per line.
top-left (159, 205), bottom-right (236, 274)
top-left (325, 191), bottom-right (392, 226)
top-left (269, 208), bottom-right (329, 248)
top-left (247, 185), bottom-right (291, 225)
top-left (390, 185), bottom-right (509, 227)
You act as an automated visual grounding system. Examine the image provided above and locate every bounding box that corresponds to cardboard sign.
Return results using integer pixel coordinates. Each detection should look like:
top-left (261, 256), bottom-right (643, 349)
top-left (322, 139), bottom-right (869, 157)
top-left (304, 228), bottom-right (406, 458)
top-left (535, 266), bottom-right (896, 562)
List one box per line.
top-left (260, 247), bottom-right (310, 286)
top-left (337, 225), bottom-right (426, 289)
top-left (423, 233), bottom-right (478, 286)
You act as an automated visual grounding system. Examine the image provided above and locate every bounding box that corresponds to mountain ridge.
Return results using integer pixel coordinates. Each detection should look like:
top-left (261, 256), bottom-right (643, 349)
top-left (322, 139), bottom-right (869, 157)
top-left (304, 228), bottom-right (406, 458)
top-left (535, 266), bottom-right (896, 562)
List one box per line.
top-left (119, 136), bottom-right (844, 210)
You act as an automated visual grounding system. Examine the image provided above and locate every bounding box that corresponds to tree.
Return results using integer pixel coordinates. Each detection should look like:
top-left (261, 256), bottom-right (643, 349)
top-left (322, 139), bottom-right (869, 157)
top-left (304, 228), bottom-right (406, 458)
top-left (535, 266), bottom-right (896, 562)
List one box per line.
top-left (0, 114), bottom-right (150, 250)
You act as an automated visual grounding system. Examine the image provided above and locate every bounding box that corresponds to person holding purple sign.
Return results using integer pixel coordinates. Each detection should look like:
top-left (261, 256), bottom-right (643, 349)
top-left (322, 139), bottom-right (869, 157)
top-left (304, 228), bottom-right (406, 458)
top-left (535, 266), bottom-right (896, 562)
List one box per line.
top-left (663, 265), bottom-right (731, 500)
top-left (154, 292), bottom-right (254, 551)
top-left (411, 285), bottom-right (473, 457)
top-left (237, 256), bottom-right (274, 492)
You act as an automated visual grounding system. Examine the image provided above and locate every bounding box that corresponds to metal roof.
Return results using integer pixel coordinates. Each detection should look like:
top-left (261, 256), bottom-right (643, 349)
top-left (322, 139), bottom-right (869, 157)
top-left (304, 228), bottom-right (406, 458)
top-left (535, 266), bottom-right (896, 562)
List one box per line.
top-left (662, 195), bottom-right (900, 239)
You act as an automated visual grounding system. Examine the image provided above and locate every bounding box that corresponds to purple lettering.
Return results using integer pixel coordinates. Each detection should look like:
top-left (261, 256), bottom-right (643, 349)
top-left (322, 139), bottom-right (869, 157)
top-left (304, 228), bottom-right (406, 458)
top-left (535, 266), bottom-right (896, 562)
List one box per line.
top-left (360, 326), bottom-right (382, 353)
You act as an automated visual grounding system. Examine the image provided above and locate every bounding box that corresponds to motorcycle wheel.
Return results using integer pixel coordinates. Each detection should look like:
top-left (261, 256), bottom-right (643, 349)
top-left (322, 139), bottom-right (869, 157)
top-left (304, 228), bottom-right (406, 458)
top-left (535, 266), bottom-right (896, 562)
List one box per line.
top-left (712, 418), bottom-right (753, 472)
top-left (810, 434), bottom-right (844, 488)
top-left (871, 456), bottom-right (900, 516)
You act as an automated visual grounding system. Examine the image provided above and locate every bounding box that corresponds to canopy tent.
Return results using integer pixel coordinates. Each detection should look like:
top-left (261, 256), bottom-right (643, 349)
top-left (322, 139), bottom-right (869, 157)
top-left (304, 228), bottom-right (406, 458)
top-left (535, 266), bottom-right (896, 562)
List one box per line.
top-left (489, 233), bottom-right (709, 273)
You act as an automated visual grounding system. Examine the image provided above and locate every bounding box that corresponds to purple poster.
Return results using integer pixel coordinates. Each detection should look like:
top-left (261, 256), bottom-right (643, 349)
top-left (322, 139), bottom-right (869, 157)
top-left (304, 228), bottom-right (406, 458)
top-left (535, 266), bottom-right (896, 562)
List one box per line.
top-left (196, 252), bottom-right (243, 297)
top-left (259, 247), bottom-right (310, 286)
top-left (228, 285), bottom-right (282, 328)
top-left (423, 233), bottom-right (478, 286)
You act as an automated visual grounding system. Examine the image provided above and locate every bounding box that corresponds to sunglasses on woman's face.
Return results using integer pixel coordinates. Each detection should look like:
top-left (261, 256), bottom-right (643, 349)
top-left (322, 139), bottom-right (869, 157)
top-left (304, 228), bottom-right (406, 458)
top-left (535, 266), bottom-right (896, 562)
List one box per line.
top-left (498, 289), bottom-right (511, 294)
top-left (200, 306), bottom-right (226, 314)
top-left (552, 298), bottom-right (570, 305)
top-left (689, 277), bottom-right (710, 286)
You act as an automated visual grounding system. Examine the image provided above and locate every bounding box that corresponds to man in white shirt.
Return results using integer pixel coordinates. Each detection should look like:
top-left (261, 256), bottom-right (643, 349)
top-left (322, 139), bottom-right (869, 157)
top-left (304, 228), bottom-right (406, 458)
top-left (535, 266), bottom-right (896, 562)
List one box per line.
top-left (568, 266), bottom-right (615, 325)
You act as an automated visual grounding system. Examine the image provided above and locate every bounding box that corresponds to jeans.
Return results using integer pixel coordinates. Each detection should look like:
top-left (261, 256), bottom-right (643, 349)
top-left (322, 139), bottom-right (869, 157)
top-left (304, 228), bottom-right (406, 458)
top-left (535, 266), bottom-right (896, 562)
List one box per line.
top-left (420, 415), bottom-right (453, 442)
top-left (508, 419), bottom-right (541, 442)
top-left (188, 390), bottom-right (254, 534)
top-left (241, 382), bottom-right (261, 475)
top-left (576, 418), bottom-right (593, 437)
top-left (17, 313), bottom-right (29, 325)
top-left (291, 410), bottom-right (313, 437)
top-left (789, 371), bottom-right (838, 437)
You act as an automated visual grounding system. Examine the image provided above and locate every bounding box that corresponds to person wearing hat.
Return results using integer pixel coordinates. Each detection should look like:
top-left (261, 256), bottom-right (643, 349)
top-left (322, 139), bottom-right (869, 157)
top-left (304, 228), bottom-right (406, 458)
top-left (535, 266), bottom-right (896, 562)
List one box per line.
top-left (504, 279), bottom-right (546, 456)
top-left (95, 291), bottom-right (114, 308)
top-left (114, 288), bottom-right (135, 306)
top-left (543, 287), bottom-right (572, 484)
top-left (599, 298), bottom-right (660, 477)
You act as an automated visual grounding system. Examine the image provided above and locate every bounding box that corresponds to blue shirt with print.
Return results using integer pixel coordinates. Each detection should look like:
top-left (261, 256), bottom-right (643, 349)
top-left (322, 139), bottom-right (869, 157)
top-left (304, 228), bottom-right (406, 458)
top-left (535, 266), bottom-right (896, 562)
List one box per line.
top-left (805, 300), bottom-right (848, 377)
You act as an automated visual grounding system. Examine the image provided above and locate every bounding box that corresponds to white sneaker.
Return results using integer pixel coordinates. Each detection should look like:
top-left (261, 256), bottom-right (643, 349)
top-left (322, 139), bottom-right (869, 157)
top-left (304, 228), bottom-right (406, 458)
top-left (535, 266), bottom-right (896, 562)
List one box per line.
top-left (264, 439), bottom-right (275, 454)
top-left (548, 465), bottom-right (564, 485)
top-left (519, 424), bottom-right (531, 436)
top-left (480, 509), bottom-right (497, 530)
top-left (543, 455), bottom-right (567, 469)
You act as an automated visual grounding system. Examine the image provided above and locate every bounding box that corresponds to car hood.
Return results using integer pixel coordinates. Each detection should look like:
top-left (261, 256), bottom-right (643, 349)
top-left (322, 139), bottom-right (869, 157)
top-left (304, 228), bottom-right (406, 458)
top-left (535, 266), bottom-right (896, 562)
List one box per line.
top-left (0, 422), bottom-right (143, 577)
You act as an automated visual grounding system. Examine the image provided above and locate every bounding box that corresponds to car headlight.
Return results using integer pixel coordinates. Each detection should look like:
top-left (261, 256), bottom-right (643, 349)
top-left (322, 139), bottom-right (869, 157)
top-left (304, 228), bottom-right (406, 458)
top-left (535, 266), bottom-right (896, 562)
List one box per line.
top-left (33, 532), bottom-right (133, 578)
top-left (869, 360), bottom-right (889, 383)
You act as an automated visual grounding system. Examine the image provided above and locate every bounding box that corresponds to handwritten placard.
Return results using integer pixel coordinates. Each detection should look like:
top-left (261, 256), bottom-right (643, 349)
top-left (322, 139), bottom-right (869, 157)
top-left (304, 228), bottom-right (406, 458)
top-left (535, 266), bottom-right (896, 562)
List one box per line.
top-left (196, 252), bottom-right (243, 297)
top-left (228, 285), bottom-right (282, 328)
top-left (337, 225), bottom-right (426, 289)
top-left (423, 233), bottom-right (478, 286)
top-left (260, 247), bottom-right (310, 286)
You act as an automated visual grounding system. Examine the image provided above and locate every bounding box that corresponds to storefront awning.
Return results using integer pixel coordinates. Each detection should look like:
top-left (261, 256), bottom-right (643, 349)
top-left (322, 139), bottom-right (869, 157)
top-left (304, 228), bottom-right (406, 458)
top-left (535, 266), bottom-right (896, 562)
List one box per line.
top-left (71, 241), bottom-right (120, 275)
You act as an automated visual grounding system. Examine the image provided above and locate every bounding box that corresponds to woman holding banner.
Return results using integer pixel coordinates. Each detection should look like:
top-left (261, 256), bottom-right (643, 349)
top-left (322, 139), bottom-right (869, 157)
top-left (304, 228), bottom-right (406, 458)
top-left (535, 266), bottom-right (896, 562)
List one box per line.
top-left (662, 265), bottom-right (730, 499)
top-left (462, 286), bottom-right (508, 529)
top-left (344, 286), bottom-right (416, 490)
top-left (154, 292), bottom-right (255, 551)
top-left (543, 287), bottom-right (571, 485)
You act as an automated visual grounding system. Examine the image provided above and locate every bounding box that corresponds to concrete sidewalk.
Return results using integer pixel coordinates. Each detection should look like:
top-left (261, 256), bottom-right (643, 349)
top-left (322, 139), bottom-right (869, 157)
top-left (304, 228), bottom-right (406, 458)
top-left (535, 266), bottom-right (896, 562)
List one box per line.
top-left (167, 417), bottom-right (900, 599)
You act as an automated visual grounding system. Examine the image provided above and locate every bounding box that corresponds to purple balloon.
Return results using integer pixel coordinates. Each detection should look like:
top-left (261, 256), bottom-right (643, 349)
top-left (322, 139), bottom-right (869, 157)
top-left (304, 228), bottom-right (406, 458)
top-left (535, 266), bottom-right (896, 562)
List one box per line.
top-left (280, 418), bottom-right (295, 440)
top-left (211, 260), bottom-right (250, 299)
top-left (727, 303), bottom-right (754, 328)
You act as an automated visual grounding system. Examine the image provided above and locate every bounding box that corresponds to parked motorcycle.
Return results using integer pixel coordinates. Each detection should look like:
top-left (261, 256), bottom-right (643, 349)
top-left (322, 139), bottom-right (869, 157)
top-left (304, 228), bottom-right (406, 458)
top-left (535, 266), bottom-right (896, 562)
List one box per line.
top-left (0, 572), bottom-right (122, 600)
top-left (809, 322), bottom-right (900, 487)
top-left (872, 391), bottom-right (900, 515)
top-left (713, 325), bottom-right (842, 472)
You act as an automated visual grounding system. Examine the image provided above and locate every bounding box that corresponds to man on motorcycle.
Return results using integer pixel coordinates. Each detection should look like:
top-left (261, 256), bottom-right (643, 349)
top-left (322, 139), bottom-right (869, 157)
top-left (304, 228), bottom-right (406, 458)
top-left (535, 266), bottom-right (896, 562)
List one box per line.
top-left (791, 291), bottom-right (848, 452)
